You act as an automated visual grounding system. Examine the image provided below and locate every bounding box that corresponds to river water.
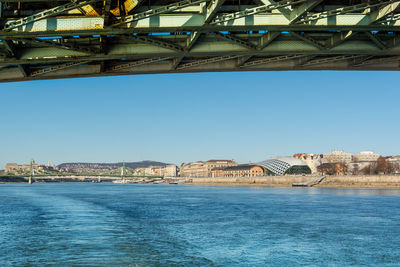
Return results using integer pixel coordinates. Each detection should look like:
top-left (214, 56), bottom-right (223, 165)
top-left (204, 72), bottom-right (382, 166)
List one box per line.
top-left (1, 183), bottom-right (400, 266)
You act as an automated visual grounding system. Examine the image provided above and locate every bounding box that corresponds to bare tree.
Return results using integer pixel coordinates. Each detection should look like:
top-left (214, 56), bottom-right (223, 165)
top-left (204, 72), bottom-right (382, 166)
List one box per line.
top-left (317, 163), bottom-right (336, 175)
top-left (376, 156), bottom-right (392, 174)
top-left (362, 161), bottom-right (378, 175)
top-left (339, 162), bottom-right (349, 175)
top-left (393, 162), bottom-right (400, 174)
top-left (352, 163), bottom-right (360, 175)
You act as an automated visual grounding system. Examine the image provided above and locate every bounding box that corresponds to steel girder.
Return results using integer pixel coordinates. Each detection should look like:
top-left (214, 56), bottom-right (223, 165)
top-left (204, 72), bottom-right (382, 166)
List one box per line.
top-left (0, 0), bottom-right (400, 83)
top-left (3, 0), bottom-right (102, 31)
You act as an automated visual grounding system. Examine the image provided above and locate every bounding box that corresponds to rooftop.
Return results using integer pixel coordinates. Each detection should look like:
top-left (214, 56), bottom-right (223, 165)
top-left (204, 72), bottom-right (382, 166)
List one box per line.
top-left (266, 156), bottom-right (308, 166)
top-left (219, 165), bottom-right (263, 171)
top-left (206, 160), bottom-right (235, 163)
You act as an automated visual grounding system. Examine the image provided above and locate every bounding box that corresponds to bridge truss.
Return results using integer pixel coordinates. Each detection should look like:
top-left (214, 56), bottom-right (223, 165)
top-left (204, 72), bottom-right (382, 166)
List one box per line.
top-left (0, 0), bottom-right (400, 82)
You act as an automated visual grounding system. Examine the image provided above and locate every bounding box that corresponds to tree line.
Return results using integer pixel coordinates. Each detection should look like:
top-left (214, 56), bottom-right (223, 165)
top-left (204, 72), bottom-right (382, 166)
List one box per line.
top-left (317, 157), bottom-right (400, 176)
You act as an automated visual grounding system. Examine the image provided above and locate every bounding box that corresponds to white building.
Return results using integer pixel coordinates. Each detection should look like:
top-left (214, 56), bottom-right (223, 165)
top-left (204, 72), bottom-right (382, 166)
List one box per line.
top-left (164, 165), bottom-right (177, 177)
top-left (144, 165), bottom-right (178, 177)
top-left (144, 166), bottom-right (164, 176)
top-left (323, 151), bottom-right (352, 163)
top-left (352, 151), bottom-right (381, 162)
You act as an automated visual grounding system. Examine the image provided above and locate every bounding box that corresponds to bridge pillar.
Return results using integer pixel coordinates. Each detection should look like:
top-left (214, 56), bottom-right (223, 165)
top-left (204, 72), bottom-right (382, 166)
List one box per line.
top-left (29, 159), bottom-right (34, 184)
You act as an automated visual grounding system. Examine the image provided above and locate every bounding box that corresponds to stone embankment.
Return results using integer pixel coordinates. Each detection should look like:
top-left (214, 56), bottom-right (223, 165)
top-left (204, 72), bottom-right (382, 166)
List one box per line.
top-left (318, 175), bottom-right (400, 188)
top-left (184, 175), bottom-right (400, 189)
top-left (183, 176), bottom-right (312, 187)
top-left (2, 175), bottom-right (400, 188)
top-left (0, 175), bottom-right (185, 184)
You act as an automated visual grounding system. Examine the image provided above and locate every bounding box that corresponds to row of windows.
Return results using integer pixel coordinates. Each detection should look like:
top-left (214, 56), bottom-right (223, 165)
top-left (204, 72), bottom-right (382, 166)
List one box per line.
top-left (225, 169), bottom-right (262, 173)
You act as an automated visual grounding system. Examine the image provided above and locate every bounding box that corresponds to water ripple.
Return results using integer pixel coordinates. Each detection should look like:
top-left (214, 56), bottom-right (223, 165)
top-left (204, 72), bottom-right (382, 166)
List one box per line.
top-left (0, 184), bottom-right (400, 266)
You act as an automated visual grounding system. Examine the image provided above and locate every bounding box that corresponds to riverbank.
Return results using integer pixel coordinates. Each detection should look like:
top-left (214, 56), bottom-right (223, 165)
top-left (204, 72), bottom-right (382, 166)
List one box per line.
top-left (2, 175), bottom-right (400, 189)
top-left (0, 176), bottom-right (28, 183)
top-left (183, 175), bottom-right (400, 189)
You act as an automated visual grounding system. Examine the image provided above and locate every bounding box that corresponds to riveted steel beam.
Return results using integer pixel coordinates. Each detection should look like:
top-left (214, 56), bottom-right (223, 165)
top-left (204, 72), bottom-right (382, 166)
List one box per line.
top-left (302, 55), bottom-right (365, 66)
top-left (3, 40), bottom-right (16, 57)
top-left (353, 55), bottom-right (400, 67)
top-left (211, 0), bottom-right (305, 24)
top-left (350, 55), bottom-right (375, 66)
top-left (258, 31), bottom-right (280, 50)
top-left (258, 0), bottom-right (291, 19)
top-left (241, 54), bottom-right (306, 67)
top-left (2, 1), bottom-right (400, 82)
top-left (103, 0), bottom-right (113, 26)
top-left (2, 56), bottom-right (400, 84)
top-left (289, 0), bottom-right (322, 24)
top-left (176, 55), bottom-right (240, 69)
top-left (3, 13), bottom-right (400, 38)
top-left (327, 1), bottom-right (400, 49)
top-left (299, 0), bottom-right (399, 23)
top-left (3, 0), bottom-right (101, 31)
top-left (2, 37), bottom-right (400, 67)
top-left (112, 0), bottom-right (205, 26)
top-left (186, 0), bottom-right (225, 52)
top-left (120, 34), bottom-right (184, 52)
top-left (2, 40), bottom-right (28, 75)
top-left (186, 31), bottom-right (202, 51)
top-left (171, 56), bottom-right (184, 70)
top-left (107, 57), bottom-right (171, 71)
top-left (290, 32), bottom-right (325, 50)
top-left (12, 37), bottom-right (97, 54)
top-left (30, 60), bottom-right (91, 77)
top-left (213, 32), bottom-right (257, 50)
top-left (295, 55), bottom-right (317, 66)
top-left (236, 55), bottom-right (252, 67)
top-left (205, 0), bottom-right (225, 24)
top-left (17, 64), bottom-right (28, 77)
top-left (270, 0), bottom-right (322, 52)
top-left (365, 32), bottom-right (387, 49)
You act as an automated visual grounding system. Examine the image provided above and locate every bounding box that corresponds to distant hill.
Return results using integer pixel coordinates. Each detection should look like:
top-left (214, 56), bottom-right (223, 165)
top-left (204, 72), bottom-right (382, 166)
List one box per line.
top-left (58, 160), bottom-right (169, 171)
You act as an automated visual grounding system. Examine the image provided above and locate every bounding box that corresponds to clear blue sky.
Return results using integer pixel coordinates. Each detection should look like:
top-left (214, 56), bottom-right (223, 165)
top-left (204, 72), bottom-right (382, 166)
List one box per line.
top-left (0, 71), bottom-right (399, 169)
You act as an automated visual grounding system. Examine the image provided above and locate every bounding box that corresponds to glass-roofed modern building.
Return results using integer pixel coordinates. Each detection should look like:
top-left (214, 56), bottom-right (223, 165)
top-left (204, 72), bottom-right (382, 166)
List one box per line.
top-left (258, 157), bottom-right (312, 176)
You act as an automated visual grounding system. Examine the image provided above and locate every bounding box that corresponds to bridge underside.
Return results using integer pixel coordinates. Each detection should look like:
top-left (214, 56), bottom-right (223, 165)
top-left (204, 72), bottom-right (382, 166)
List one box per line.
top-left (1, 0), bottom-right (400, 82)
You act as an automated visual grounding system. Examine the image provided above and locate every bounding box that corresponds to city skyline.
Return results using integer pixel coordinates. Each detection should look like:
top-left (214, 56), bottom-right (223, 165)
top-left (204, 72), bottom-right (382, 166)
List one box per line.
top-left (1, 71), bottom-right (399, 169)
top-left (0, 149), bottom-right (396, 169)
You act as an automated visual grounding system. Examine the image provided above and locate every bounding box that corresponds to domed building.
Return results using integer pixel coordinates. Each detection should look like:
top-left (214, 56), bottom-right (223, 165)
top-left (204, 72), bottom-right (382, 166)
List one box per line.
top-left (258, 156), bottom-right (311, 176)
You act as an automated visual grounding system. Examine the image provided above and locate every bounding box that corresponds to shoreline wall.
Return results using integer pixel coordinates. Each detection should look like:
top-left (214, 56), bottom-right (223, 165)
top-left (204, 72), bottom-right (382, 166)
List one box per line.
top-left (184, 176), bottom-right (315, 185)
top-left (319, 175), bottom-right (400, 187)
top-left (184, 175), bottom-right (400, 187)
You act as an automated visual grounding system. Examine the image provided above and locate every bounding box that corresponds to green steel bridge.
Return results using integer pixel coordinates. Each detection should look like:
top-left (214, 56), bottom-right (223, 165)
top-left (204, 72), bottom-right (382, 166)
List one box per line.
top-left (0, 0), bottom-right (400, 82)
